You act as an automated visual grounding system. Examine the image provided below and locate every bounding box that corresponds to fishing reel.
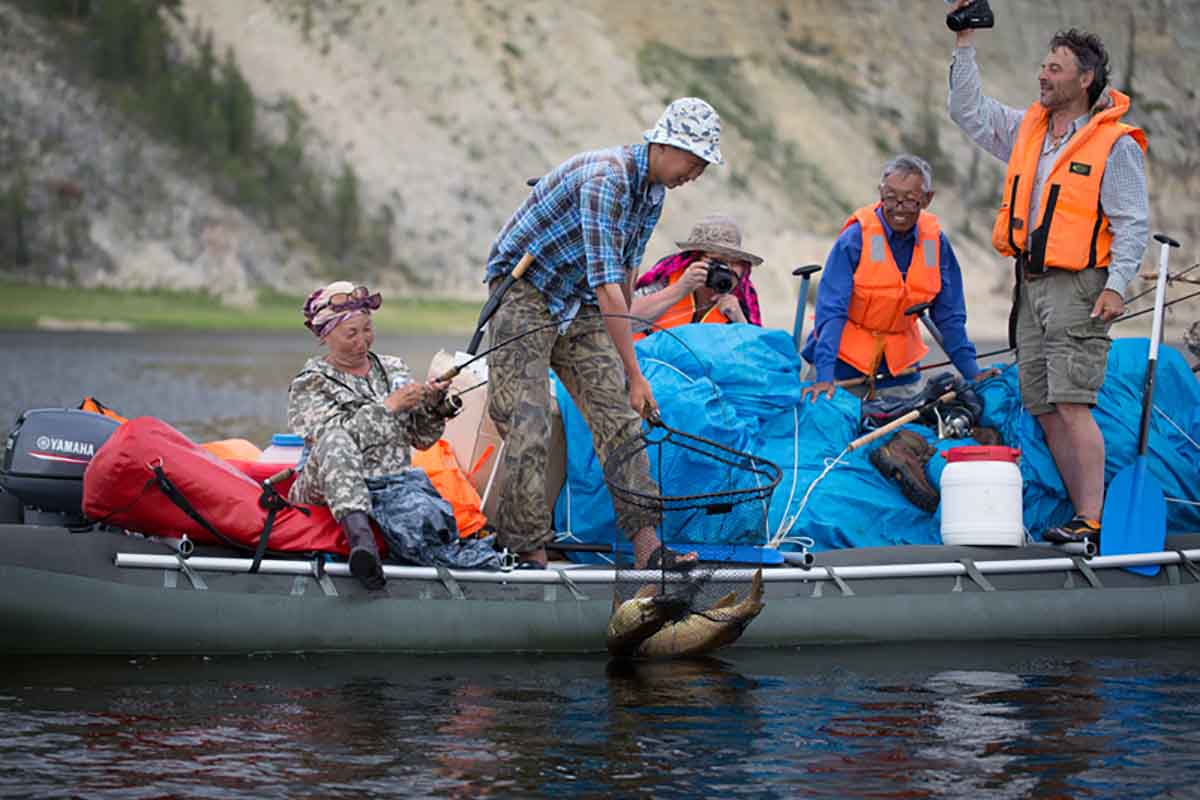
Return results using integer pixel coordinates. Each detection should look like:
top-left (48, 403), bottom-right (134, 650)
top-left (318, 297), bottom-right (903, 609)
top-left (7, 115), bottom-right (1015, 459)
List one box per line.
top-left (432, 392), bottom-right (463, 420)
top-left (860, 372), bottom-right (983, 439)
top-left (915, 373), bottom-right (983, 439)
top-left (929, 404), bottom-right (975, 439)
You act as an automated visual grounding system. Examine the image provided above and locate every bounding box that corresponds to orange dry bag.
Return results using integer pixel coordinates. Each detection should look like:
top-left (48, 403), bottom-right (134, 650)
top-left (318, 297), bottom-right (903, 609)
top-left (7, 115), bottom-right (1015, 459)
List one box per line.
top-left (412, 439), bottom-right (488, 538)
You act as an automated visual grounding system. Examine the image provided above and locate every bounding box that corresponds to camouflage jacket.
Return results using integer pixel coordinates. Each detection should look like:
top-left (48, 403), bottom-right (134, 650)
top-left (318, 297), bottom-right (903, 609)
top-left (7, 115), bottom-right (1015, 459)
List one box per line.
top-left (287, 352), bottom-right (445, 476)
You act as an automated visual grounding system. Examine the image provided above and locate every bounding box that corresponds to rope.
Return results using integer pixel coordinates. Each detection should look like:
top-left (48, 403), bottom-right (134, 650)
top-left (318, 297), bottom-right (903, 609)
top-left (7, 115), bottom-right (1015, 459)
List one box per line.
top-left (768, 447), bottom-right (849, 547)
top-left (1154, 405), bottom-right (1200, 452)
top-left (641, 358), bottom-right (696, 385)
top-left (770, 405), bottom-right (803, 541)
top-left (1166, 497), bottom-right (1200, 507)
top-left (1146, 406), bottom-right (1199, 509)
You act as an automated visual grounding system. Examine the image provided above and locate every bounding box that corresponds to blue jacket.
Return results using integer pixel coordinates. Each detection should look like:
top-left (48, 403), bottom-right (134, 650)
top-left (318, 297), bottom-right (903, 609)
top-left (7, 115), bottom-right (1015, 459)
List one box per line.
top-left (802, 208), bottom-right (979, 385)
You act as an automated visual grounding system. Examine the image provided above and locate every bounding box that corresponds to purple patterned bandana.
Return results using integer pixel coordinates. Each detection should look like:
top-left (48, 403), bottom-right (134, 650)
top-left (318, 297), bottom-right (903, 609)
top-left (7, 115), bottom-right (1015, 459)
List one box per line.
top-left (302, 281), bottom-right (381, 338)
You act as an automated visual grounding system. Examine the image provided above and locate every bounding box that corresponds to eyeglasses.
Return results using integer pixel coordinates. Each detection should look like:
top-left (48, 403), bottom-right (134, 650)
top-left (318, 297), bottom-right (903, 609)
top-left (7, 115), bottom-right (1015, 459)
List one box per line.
top-left (880, 192), bottom-right (925, 210)
top-left (324, 286), bottom-right (381, 313)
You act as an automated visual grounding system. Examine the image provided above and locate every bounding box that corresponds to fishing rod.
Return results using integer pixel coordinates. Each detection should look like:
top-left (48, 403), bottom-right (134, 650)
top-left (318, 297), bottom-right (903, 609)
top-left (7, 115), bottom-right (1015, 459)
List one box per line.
top-left (436, 310), bottom-right (711, 409)
top-left (915, 344), bottom-right (1015, 375)
top-left (438, 300), bottom-right (691, 383)
top-left (854, 281), bottom-right (1200, 384)
top-left (1112, 287), bottom-right (1200, 325)
top-left (1125, 262), bottom-right (1200, 307)
top-left (839, 301), bottom-right (1017, 388)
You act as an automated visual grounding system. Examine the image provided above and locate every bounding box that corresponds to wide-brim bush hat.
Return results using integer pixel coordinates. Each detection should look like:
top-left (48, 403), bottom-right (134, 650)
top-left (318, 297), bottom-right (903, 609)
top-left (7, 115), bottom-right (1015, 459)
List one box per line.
top-left (674, 214), bottom-right (762, 265)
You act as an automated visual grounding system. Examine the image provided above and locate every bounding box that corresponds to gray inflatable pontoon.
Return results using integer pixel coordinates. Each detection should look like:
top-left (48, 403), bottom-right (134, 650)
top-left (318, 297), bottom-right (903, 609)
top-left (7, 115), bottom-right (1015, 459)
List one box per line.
top-left (2, 524), bottom-right (1198, 655)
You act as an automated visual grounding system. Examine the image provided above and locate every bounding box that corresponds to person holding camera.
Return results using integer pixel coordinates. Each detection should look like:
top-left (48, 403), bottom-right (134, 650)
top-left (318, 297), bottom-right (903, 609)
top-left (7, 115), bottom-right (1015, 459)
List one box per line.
top-left (947, 6), bottom-right (1149, 544)
top-left (630, 214), bottom-right (762, 338)
top-left (800, 154), bottom-right (986, 402)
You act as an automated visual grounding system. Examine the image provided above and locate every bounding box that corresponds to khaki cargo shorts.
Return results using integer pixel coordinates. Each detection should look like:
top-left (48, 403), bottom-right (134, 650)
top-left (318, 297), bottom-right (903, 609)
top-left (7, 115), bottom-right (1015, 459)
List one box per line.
top-left (1015, 266), bottom-right (1112, 416)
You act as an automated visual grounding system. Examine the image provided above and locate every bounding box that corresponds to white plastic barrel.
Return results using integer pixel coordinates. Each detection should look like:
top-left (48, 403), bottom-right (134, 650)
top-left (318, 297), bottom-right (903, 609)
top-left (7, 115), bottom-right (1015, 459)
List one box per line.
top-left (259, 433), bottom-right (305, 465)
top-left (939, 445), bottom-right (1024, 546)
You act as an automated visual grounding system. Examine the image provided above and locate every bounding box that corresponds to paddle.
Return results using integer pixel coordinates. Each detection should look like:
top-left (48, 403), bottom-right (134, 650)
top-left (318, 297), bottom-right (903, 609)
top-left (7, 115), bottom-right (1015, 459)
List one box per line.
top-left (1100, 233), bottom-right (1178, 576)
top-left (437, 252), bottom-right (535, 384)
top-left (791, 263), bottom-right (821, 353)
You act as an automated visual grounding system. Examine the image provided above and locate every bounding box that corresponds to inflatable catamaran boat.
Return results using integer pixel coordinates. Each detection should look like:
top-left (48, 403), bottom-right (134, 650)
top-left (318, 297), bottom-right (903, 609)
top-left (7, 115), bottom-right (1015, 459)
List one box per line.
top-left (0, 401), bottom-right (1197, 655)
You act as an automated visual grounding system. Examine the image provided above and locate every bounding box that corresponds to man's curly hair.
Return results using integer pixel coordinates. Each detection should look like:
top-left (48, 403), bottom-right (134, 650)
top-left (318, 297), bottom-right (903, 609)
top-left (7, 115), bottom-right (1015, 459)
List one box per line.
top-left (1049, 28), bottom-right (1110, 107)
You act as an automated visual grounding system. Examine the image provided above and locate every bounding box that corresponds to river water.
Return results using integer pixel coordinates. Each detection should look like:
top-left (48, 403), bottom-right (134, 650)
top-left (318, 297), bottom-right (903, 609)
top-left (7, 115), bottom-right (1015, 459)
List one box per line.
top-left (2, 330), bottom-right (1199, 798)
top-left (0, 330), bottom-right (459, 445)
top-left (2, 643), bottom-right (1199, 798)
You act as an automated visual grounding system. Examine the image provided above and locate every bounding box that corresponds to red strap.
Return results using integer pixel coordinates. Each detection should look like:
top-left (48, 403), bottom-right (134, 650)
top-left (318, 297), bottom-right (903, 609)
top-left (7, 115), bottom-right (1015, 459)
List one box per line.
top-left (467, 445), bottom-right (496, 479)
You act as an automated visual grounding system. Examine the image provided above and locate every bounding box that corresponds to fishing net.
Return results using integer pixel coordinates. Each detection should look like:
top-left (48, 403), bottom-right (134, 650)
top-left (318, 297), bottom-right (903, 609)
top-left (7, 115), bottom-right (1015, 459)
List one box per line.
top-left (602, 417), bottom-right (781, 657)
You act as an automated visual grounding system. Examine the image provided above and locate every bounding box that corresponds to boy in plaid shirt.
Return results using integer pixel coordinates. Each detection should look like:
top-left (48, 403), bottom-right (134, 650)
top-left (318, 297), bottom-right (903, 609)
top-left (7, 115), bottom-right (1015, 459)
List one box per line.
top-left (483, 98), bottom-right (723, 570)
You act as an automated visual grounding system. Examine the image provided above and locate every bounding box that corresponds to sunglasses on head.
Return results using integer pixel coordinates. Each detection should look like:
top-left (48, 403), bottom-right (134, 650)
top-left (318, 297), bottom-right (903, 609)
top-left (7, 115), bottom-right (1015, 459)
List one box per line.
top-left (324, 286), bottom-right (381, 312)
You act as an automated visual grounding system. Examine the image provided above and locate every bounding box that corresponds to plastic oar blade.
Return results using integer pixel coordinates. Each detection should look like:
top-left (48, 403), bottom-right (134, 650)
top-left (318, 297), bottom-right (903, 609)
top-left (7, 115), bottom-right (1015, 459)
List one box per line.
top-left (694, 545), bottom-right (785, 565)
top-left (1101, 458), bottom-right (1166, 576)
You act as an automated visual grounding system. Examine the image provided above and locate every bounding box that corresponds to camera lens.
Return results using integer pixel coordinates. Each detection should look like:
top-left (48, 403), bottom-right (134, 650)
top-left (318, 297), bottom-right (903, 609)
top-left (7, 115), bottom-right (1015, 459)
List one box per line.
top-left (705, 261), bottom-right (736, 294)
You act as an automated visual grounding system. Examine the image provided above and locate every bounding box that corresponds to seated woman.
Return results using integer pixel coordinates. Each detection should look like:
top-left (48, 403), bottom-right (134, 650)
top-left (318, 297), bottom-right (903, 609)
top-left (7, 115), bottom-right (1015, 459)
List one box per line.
top-left (288, 281), bottom-right (454, 590)
top-left (630, 214), bottom-right (763, 338)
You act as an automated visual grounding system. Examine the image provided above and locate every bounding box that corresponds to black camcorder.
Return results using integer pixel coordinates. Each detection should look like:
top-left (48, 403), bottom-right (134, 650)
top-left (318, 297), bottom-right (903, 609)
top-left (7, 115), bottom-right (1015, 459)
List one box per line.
top-left (705, 260), bottom-right (738, 294)
top-left (945, 0), bottom-right (994, 32)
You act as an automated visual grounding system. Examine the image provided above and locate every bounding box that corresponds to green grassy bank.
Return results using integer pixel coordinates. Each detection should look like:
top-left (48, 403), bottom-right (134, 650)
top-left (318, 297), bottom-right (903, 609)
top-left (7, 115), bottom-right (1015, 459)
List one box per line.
top-left (0, 282), bottom-right (481, 334)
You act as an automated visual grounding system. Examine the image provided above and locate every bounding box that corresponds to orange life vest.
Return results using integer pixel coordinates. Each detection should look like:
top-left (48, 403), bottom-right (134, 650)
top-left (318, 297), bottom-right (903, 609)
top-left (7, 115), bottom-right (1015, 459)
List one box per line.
top-left (991, 90), bottom-right (1146, 271)
top-left (837, 204), bottom-right (942, 377)
top-left (79, 396), bottom-right (128, 423)
top-left (411, 439), bottom-right (488, 539)
top-left (633, 268), bottom-right (730, 341)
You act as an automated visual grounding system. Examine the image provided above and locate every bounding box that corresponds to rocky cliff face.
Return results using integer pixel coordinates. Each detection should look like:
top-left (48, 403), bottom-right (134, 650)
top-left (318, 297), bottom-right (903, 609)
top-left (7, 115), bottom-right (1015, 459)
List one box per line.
top-left (2, 0), bottom-right (1197, 334)
top-left (0, 4), bottom-right (326, 304)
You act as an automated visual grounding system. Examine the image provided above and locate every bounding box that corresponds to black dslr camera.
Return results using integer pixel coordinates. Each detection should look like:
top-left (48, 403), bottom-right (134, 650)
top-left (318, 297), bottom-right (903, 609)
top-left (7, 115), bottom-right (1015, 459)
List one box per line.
top-left (946, 0), bottom-right (994, 32)
top-left (705, 260), bottom-right (738, 294)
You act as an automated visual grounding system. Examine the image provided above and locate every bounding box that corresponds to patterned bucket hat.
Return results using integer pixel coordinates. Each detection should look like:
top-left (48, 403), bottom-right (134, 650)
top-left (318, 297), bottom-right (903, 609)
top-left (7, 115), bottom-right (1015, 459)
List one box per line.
top-left (643, 97), bottom-right (724, 165)
top-left (674, 214), bottom-right (762, 265)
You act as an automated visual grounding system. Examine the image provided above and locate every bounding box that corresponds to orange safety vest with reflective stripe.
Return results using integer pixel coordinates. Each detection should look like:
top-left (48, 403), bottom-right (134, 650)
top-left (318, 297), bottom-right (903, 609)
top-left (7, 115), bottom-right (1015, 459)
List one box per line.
top-left (991, 89), bottom-right (1146, 271)
top-left (633, 269), bottom-right (729, 341)
top-left (837, 204), bottom-right (942, 377)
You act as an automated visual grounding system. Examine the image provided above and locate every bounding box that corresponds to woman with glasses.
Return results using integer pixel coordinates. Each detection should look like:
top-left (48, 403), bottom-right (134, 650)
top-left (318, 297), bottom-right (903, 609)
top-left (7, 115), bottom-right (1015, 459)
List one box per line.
top-left (799, 154), bottom-right (988, 403)
top-left (287, 281), bottom-right (455, 590)
top-left (629, 214), bottom-right (764, 338)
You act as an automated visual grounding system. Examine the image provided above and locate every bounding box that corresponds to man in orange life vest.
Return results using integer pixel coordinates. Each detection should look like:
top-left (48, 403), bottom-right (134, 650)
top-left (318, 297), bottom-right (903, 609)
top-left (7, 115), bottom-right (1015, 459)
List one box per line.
top-left (948, 10), bottom-right (1150, 545)
top-left (800, 154), bottom-right (989, 403)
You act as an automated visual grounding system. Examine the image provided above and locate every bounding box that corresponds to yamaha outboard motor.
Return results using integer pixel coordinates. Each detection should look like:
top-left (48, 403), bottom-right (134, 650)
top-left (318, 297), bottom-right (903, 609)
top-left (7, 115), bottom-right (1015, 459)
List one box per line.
top-left (1, 409), bottom-right (121, 526)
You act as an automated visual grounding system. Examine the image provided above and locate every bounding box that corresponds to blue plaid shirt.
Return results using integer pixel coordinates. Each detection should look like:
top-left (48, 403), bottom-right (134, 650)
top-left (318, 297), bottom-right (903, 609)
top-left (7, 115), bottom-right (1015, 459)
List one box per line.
top-left (485, 144), bottom-right (666, 329)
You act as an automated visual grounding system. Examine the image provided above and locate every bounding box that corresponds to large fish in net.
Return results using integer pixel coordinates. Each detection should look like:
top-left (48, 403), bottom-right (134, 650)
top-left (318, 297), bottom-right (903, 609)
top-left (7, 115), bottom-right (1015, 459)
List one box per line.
top-left (603, 416), bottom-right (780, 659)
top-left (607, 569), bottom-right (765, 659)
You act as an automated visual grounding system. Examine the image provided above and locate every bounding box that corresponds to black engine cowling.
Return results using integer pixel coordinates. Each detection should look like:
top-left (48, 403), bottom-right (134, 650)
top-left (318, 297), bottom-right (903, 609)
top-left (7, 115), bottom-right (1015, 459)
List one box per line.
top-left (1, 408), bottom-right (121, 521)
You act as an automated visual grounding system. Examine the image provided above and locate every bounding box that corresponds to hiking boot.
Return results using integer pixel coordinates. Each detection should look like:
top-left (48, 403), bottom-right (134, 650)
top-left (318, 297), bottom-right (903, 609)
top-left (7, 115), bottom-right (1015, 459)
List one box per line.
top-left (1043, 515), bottom-right (1101, 545)
top-left (870, 430), bottom-right (940, 513)
top-left (341, 510), bottom-right (386, 591)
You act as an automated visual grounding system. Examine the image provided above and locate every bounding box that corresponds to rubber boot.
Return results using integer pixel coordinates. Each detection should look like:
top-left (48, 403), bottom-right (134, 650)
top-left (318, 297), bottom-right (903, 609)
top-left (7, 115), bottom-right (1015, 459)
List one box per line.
top-left (341, 511), bottom-right (386, 591)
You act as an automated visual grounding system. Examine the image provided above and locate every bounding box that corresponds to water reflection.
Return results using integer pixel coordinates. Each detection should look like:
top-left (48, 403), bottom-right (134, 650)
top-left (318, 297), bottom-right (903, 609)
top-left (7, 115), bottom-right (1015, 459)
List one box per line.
top-left (1, 645), bottom-right (1200, 798)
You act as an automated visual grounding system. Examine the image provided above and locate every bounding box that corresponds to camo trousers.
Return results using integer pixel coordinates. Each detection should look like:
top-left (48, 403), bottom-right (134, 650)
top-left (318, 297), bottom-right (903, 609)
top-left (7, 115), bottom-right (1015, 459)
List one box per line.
top-left (487, 280), bottom-right (659, 554)
top-left (288, 428), bottom-right (371, 521)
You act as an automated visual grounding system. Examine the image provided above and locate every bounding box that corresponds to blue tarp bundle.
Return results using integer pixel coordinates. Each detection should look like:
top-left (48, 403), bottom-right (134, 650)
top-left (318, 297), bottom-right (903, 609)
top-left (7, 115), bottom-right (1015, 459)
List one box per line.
top-left (552, 325), bottom-right (1200, 554)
